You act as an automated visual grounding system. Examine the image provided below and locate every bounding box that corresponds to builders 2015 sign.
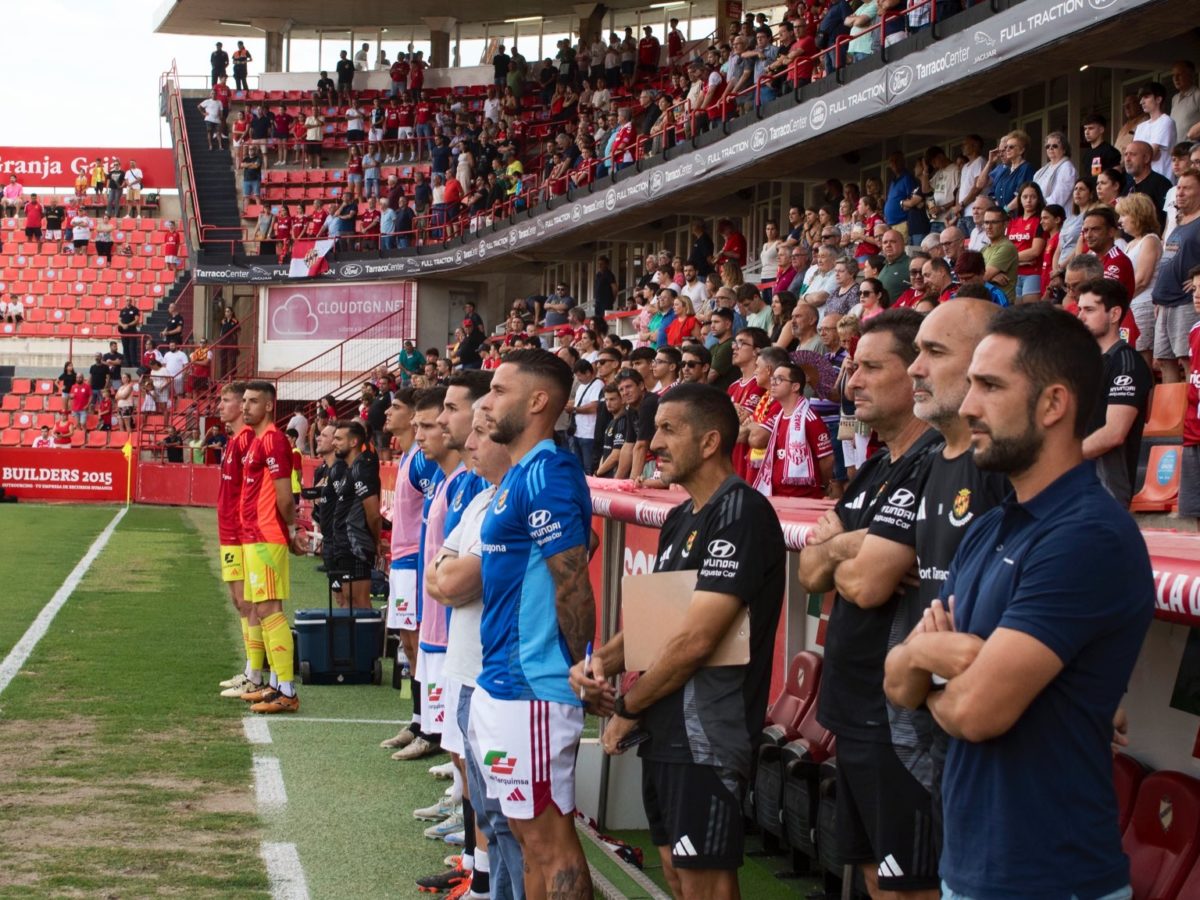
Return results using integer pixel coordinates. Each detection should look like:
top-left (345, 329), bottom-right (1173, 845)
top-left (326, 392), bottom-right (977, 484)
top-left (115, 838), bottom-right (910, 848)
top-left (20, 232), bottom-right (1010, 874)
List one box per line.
top-left (0, 449), bottom-right (129, 503)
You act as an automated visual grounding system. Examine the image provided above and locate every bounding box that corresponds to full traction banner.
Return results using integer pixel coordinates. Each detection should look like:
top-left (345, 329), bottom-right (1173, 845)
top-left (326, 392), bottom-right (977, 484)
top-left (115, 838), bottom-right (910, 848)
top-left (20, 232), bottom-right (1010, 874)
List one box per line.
top-left (0, 448), bottom-right (130, 503)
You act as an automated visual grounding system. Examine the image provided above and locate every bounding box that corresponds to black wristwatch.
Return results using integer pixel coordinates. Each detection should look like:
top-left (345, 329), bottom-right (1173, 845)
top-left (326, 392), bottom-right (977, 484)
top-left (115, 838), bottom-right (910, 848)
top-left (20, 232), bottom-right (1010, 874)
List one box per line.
top-left (614, 696), bottom-right (639, 720)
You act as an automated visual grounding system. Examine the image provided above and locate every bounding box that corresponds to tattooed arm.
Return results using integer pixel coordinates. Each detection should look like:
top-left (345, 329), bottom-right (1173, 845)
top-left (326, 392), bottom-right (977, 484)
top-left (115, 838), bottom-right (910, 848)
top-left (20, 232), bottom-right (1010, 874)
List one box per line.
top-left (545, 545), bottom-right (596, 664)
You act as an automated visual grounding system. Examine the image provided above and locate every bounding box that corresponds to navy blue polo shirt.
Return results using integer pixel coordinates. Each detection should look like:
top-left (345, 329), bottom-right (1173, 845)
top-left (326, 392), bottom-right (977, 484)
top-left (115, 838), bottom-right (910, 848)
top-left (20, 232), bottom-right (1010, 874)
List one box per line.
top-left (939, 462), bottom-right (1154, 900)
top-left (987, 160), bottom-right (1034, 212)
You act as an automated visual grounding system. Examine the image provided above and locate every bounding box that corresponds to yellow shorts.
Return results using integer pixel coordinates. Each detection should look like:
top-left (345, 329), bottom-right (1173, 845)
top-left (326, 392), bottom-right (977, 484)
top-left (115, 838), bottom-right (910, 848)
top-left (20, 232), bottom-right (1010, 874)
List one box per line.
top-left (219, 544), bottom-right (244, 582)
top-left (243, 542), bottom-right (290, 602)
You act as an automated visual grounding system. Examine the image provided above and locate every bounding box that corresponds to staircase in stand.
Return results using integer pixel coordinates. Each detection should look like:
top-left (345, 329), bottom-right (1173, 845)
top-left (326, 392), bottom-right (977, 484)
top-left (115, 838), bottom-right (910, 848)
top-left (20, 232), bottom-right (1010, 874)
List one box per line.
top-left (179, 99), bottom-right (242, 251)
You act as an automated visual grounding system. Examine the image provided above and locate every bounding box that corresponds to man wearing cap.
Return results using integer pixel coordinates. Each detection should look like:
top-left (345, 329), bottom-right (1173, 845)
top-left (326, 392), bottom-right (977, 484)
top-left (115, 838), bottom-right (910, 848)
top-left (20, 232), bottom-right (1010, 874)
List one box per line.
top-left (457, 317), bottom-right (486, 370)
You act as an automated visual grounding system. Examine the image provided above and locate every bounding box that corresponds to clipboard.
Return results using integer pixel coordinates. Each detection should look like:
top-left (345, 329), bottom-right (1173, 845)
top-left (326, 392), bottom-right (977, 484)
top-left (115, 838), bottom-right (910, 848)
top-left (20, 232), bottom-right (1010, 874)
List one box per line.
top-left (621, 569), bottom-right (750, 671)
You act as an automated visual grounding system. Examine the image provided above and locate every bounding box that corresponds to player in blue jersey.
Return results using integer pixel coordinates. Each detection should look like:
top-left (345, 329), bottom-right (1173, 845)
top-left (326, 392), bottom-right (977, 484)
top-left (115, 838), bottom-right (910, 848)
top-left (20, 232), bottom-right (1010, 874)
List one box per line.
top-left (471, 349), bottom-right (596, 900)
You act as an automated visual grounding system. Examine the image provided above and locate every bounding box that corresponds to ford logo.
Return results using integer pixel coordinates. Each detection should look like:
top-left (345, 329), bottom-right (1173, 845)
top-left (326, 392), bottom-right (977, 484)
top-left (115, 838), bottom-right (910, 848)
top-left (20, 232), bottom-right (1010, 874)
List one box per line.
top-left (649, 170), bottom-right (663, 195)
top-left (341, 263), bottom-right (363, 277)
top-left (889, 65), bottom-right (913, 96)
top-left (751, 127), bottom-right (768, 152)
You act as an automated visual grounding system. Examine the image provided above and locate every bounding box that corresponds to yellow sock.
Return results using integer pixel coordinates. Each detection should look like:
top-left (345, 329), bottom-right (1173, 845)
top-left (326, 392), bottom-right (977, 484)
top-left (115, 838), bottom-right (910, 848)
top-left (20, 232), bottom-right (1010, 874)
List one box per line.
top-left (261, 612), bottom-right (294, 685)
top-left (248, 623), bottom-right (266, 672)
top-left (240, 617), bottom-right (252, 662)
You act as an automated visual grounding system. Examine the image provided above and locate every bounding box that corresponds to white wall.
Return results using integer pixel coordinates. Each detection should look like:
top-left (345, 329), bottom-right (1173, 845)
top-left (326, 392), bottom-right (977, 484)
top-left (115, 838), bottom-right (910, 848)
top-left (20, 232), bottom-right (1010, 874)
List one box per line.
top-left (259, 66), bottom-right (493, 93)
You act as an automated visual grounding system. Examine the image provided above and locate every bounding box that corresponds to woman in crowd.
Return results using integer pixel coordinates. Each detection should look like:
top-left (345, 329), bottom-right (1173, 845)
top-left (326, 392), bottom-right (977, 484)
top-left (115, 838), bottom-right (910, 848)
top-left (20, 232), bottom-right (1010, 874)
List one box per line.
top-left (1116, 191), bottom-right (1163, 369)
top-left (769, 290), bottom-right (798, 344)
top-left (1034, 131), bottom-right (1076, 209)
top-left (759, 221), bottom-right (785, 291)
top-left (1095, 167), bottom-right (1123, 209)
top-left (720, 259), bottom-right (744, 291)
top-left (1008, 181), bottom-right (1047, 303)
top-left (665, 294), bottom-right (701, 346)
top-left (1052, 176), bottom-right (1097, 283)
top-left (56, 361), bottom-right (77, 409)
top-left (1038, 204), bottom-right (1065, 303)
top-left (851, 277), bottom-right (889, 321)
top-left (826, 258), bottom-right (861, 317)
top-left (115, 372), bottom-right (137, 431)
top-left (94, 214), bottom-right (116, 261)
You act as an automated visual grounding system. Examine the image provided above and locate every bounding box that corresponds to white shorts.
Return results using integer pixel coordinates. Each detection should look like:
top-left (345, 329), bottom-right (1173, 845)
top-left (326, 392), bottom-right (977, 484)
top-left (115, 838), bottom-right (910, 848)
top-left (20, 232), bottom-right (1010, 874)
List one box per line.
top-left (441, 677), bottom-right (465, 756)
top-left (416, 649), bottom-right (447, 735)
top-left (468, 688), bottom-right (584, 821)
top-left (387, 565), bottom-right (418, 631)
top-left (397, 126), bottom-right (414, 139)
top-left (368, 127), bottom-right (384, 143)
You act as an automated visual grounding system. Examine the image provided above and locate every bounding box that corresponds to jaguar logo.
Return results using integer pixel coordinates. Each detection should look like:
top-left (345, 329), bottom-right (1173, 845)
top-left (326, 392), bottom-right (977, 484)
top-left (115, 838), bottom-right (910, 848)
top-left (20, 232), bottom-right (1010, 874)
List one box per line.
top-left (973, 30), bottom-right (996, 47)
top-left (604, 189), bottom-right (617, 212)
top-left (1087, 0), bottom-right (1118, 9)
top-left (649, 170), bottom-right (663, 196)
top-left (454, 249), bottom-right (463, 265)
top-left (478, 240), bottom-right (487, 258)
top-left (889, 65), bottom-right (914, 97)
top-left (751, 127), bottom-right (768, 152)
top-left (572, 204), bottom-right (583, 221)
top-left (508, 230), bottom-right (517, 248)
top-left (692, 152), bottom-right (706, 175)
top-left (809, 100), bottom-right (828, 131)
top-left (341, 263), bottom-right (363, 277)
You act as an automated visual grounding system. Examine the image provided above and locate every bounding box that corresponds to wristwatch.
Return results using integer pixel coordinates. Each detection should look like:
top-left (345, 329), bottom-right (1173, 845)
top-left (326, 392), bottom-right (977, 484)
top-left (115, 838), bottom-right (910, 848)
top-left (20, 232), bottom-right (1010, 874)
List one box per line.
top-left (614, 696), bottom-right (639, 720)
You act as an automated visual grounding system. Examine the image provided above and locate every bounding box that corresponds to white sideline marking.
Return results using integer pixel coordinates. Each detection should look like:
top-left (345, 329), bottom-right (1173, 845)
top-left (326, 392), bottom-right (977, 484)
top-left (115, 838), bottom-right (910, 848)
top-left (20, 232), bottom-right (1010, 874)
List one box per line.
top-left (243, 717), bottom-right (273, 744)
top-left (253, 756), bottom-right (288, 810)
top-left (260, 841), bottom-right (310, 900)
top-left (0, 507), bottom-right (127, 698)
top-left (263, 717), bottom-right (405, 725)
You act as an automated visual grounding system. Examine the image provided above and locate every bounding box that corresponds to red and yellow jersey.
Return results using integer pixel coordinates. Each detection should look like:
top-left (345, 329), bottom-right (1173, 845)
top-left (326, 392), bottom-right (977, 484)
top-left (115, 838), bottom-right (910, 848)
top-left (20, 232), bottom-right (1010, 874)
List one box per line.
top-left (218, 427), bottom-right (256, 544)
top-left (241, 424), bottom-right (293, 545)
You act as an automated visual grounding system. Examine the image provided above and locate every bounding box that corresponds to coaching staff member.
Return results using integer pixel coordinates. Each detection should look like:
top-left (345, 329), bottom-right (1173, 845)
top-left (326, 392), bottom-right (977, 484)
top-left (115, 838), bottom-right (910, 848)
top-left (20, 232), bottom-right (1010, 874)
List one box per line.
top-left (330, 419), bottom-right (381, 609)
top-left (572, 383), bottom-right (786, 900)
top-left (886, 305), bottom-right (1154, 899)
top-left (798, 309), bottom-right (942, 898)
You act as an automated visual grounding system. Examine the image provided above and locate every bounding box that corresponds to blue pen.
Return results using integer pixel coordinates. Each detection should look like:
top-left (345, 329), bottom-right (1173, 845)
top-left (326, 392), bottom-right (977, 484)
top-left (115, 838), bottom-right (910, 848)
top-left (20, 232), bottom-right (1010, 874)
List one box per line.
top-left (581, 641), bottom-right (593, 700)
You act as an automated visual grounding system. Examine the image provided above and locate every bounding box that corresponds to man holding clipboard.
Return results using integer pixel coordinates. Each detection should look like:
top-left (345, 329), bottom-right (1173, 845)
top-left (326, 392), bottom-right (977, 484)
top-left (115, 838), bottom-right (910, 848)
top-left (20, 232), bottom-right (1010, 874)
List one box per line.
top-left (571, 384), bottom-right (786, 900)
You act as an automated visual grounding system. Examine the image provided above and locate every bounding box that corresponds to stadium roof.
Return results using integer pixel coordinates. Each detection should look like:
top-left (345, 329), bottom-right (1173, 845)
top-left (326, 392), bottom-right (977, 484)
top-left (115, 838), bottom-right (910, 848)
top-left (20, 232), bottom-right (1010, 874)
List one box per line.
top-left (153, 0), bottom-right (662, 40)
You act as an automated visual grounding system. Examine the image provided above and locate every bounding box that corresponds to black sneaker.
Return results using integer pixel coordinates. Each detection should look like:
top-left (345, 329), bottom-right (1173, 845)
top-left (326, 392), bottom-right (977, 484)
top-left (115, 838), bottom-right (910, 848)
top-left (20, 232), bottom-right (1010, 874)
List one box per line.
top-left (415, 866), bottom-right (468, 893)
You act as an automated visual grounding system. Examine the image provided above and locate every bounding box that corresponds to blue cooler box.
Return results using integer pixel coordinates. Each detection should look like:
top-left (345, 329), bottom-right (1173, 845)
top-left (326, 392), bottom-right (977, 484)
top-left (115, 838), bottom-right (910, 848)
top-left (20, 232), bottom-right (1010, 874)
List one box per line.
top-left (294, 607), bottom-right (384, 685)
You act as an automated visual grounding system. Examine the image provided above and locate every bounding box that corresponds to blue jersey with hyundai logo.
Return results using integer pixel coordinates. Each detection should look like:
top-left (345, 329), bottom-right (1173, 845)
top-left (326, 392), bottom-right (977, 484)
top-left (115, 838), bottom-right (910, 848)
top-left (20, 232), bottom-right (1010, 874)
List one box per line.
top-left (478, 440), bottom-right (590, 706)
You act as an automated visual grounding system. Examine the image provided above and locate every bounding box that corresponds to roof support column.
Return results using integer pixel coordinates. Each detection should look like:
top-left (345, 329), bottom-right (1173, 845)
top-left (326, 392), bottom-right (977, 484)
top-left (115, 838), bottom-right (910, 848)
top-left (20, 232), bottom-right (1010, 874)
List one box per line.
top-left (423, 17), bottom-right (457, 69)
top-left (574, 3), bottom-right (607, 44)
top-left (251, 18), bottom-right (292, 73)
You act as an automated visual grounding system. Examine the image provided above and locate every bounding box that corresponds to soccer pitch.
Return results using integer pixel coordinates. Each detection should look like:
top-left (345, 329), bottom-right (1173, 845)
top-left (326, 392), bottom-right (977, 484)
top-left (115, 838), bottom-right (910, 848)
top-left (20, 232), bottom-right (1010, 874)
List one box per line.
top-left (0, 504), bottom-right (810, 899)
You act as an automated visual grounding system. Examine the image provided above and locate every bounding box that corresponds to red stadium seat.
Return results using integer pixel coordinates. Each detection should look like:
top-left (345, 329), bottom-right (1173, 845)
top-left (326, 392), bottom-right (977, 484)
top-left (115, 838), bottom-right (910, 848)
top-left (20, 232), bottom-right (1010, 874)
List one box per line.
top-left (1130, 445), bottom-right (1182, 513)
top-left (0, 395), bottom-right (19, 412)
top-left (0, 429), bottom-right (19, 446)
top-left (1143, 383), bottom-right (1187, 439)
top-left (1114, 753), bottom-right (1149, 834)
top-left (9, 378), bottom-right (29, 394)
top-left (86, 431), bottom-right (108, 448)
top-left (1122, 770), bottom-right (1200, 899)
top-left (1178, 855), bottom-right (1200, 900)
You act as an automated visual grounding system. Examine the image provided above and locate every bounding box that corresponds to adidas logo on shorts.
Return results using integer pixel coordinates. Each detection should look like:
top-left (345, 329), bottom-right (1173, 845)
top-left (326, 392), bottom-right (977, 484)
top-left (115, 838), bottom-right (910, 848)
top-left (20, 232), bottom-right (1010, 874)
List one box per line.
top-left (878, 854), bottom-right (905, 878)
top-left (672, 836), bottom-right (698, 858)
top-left (506, 788), bottom-right (526, 803)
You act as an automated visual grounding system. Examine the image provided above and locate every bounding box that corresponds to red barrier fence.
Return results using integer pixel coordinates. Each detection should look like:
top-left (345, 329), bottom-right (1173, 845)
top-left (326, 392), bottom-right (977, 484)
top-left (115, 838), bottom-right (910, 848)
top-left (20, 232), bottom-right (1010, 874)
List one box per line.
top-left (7, 450), bottom-right (1200, 632)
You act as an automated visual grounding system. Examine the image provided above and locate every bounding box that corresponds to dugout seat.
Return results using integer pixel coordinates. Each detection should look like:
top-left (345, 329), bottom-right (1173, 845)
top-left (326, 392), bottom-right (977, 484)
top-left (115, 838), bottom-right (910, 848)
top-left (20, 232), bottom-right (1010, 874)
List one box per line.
top-left (1177, 854), bottom-right (1200, 900)
top-left (1143, 383), bottom-right (1187, 439)
top-left (1122, 770), bottom-right (1200, 900)
top-left (753, 652), bottom-right (822, 845)
top-left (1130, 445), bottom-right (1182, 513)
top-left (780, 700), bottom-right (836, 862)
top-left (1114, 753), bottom-right (1149, 834)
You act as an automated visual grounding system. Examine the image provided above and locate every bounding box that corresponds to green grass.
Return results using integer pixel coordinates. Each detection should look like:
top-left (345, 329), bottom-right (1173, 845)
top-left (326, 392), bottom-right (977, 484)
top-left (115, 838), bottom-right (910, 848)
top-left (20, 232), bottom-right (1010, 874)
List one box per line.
top-left (0, 504), bottom-right (820, 899)
top-left (0, 505), bottom-right (120, 661)
top-left (0, 505), bottom-right (267, 898)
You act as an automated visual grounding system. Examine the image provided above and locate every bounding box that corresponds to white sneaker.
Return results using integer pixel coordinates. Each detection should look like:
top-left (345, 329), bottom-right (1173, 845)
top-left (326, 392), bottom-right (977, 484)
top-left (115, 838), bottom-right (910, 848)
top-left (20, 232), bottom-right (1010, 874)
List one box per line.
top-left (442, 829), bottom-right (466, 846)
top-left (413, 798), bottom-right (457, 821)
top-left (424, 813), bottom-right (464, 839)
top-left (429, 761), bottom-right (456, 779)
top-left (219, 672), bottom-right (251, 689)
top-left (219, 674), bottom-right (254, 697)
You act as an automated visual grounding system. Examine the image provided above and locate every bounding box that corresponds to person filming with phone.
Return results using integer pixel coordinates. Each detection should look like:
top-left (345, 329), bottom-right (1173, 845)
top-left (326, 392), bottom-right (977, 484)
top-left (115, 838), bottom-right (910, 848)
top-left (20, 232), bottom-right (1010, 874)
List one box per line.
top-left (570, 383), bottom-right (786, 900)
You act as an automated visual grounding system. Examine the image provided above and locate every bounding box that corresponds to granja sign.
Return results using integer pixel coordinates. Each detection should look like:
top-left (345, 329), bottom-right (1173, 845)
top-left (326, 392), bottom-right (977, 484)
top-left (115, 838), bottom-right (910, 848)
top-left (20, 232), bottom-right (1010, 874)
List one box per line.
top-left (0, 148), bottom-right (174, 189)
